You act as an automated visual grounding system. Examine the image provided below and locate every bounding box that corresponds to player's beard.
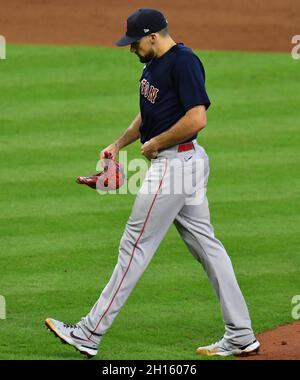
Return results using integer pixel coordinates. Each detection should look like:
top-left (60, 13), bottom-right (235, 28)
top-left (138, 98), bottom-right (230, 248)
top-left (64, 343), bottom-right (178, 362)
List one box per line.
top-left (136, 48), bottom-right (156, 63)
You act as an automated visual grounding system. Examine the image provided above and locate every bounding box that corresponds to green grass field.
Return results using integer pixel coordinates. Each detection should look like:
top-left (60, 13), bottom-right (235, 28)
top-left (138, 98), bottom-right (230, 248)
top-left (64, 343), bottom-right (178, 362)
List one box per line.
top-left (0, 44), bottom-right (299, 360)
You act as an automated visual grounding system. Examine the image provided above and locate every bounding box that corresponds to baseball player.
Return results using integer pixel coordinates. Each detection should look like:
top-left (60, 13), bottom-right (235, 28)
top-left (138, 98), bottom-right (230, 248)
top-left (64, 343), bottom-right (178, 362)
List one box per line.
top-left (45, 8), bottom-right (260, 358)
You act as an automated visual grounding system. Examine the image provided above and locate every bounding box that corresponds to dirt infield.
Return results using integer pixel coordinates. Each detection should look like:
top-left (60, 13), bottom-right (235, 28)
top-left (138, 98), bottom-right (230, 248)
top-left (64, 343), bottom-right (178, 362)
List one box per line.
top-left (1, 0), bottom-right (300, 360)
top-left (1, 0), bottom-right (299, 51)
top-left (240, 322), bottom-right (300, 360)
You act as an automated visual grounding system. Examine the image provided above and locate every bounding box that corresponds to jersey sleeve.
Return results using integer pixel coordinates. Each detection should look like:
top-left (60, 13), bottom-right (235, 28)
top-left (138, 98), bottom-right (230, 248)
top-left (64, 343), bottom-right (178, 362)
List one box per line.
top-left (173, 53), bottom-right (211, 112)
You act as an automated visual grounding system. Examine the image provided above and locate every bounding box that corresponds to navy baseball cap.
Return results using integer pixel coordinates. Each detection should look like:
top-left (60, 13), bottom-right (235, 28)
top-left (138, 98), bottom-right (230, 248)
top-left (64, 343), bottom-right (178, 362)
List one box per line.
top-left (116, 9), bottom-right (168, 46)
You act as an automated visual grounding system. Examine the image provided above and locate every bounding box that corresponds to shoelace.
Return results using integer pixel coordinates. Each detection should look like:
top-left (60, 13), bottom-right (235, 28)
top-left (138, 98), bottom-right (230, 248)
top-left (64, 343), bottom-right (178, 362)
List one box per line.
top-left (63, 323), bottom-right (78, 329)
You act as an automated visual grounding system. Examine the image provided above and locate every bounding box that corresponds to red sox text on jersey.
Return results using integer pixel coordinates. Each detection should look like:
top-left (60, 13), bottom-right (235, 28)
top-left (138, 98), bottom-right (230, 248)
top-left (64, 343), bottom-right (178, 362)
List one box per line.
top-left (140, 79), bottom-right (159, 104)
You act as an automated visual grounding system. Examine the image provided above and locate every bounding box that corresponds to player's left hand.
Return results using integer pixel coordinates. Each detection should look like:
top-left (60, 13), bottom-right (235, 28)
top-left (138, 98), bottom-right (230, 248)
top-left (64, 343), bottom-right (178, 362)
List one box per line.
top-left (141, 138), bottom-right (159, 160)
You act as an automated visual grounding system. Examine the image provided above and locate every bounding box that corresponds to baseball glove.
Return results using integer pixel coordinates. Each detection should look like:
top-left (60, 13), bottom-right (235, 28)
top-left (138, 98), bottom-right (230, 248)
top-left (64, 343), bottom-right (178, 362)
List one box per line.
top-left (76, 153), bottom-right (125, 191)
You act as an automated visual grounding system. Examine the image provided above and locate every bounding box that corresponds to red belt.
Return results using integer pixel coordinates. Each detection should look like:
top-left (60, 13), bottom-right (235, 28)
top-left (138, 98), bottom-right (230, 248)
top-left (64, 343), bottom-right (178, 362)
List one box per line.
top-left (177, 142), bottom-right (194, 152)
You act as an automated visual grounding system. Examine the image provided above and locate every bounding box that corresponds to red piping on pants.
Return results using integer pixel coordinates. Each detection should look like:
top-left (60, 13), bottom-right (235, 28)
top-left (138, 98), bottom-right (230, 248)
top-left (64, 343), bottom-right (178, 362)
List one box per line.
top-left (89, 159), bottom-right (168, 338)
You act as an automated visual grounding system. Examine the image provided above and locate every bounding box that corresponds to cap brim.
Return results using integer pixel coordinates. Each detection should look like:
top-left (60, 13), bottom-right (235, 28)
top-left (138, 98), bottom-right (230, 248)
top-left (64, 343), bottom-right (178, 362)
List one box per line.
top-left (115, 35), bottom-right (140, 46)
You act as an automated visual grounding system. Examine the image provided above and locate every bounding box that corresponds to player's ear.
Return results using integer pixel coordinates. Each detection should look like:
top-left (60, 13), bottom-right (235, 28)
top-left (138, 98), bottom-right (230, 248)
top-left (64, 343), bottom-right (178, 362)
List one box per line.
top-left (149, 34), bottom-right (157, 44)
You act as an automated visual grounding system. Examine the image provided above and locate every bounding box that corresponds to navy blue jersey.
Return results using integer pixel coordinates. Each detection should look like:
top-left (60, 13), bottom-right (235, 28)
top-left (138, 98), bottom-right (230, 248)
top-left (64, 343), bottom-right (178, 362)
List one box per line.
top-left (139, 43), bottom-right (211, 144)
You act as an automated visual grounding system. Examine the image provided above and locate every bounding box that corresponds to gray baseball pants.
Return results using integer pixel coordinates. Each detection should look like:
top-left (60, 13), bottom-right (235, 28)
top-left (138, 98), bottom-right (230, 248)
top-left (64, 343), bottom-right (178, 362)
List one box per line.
top-left (81, 140), bottom-right (255, 346)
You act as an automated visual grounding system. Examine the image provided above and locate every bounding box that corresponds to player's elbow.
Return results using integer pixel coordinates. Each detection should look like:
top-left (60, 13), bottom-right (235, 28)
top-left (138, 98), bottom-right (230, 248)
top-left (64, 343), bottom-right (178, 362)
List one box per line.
top-left (186, 106), bottom-right (207, 133)
top-left (196, 118), bottom-right (206, 131)
top-left (189, 115), bottom-right (206, 133)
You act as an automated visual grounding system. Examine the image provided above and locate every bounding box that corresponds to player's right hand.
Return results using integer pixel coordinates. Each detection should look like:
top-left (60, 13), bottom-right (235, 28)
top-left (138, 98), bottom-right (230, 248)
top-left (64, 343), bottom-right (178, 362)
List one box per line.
top-left (99, 142), bottom-right (120, 165)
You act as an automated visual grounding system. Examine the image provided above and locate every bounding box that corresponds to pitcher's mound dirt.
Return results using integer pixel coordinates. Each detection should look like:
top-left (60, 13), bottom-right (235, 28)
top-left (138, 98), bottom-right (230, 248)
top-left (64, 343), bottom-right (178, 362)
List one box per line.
top-left (239, 322), bottom-right (300, 360)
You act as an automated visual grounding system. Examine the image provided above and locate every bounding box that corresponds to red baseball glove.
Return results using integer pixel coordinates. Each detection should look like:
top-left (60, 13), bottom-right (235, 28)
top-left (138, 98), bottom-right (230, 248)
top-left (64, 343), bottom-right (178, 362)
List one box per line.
top-left (76, 153), bottom-right (125, 191)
